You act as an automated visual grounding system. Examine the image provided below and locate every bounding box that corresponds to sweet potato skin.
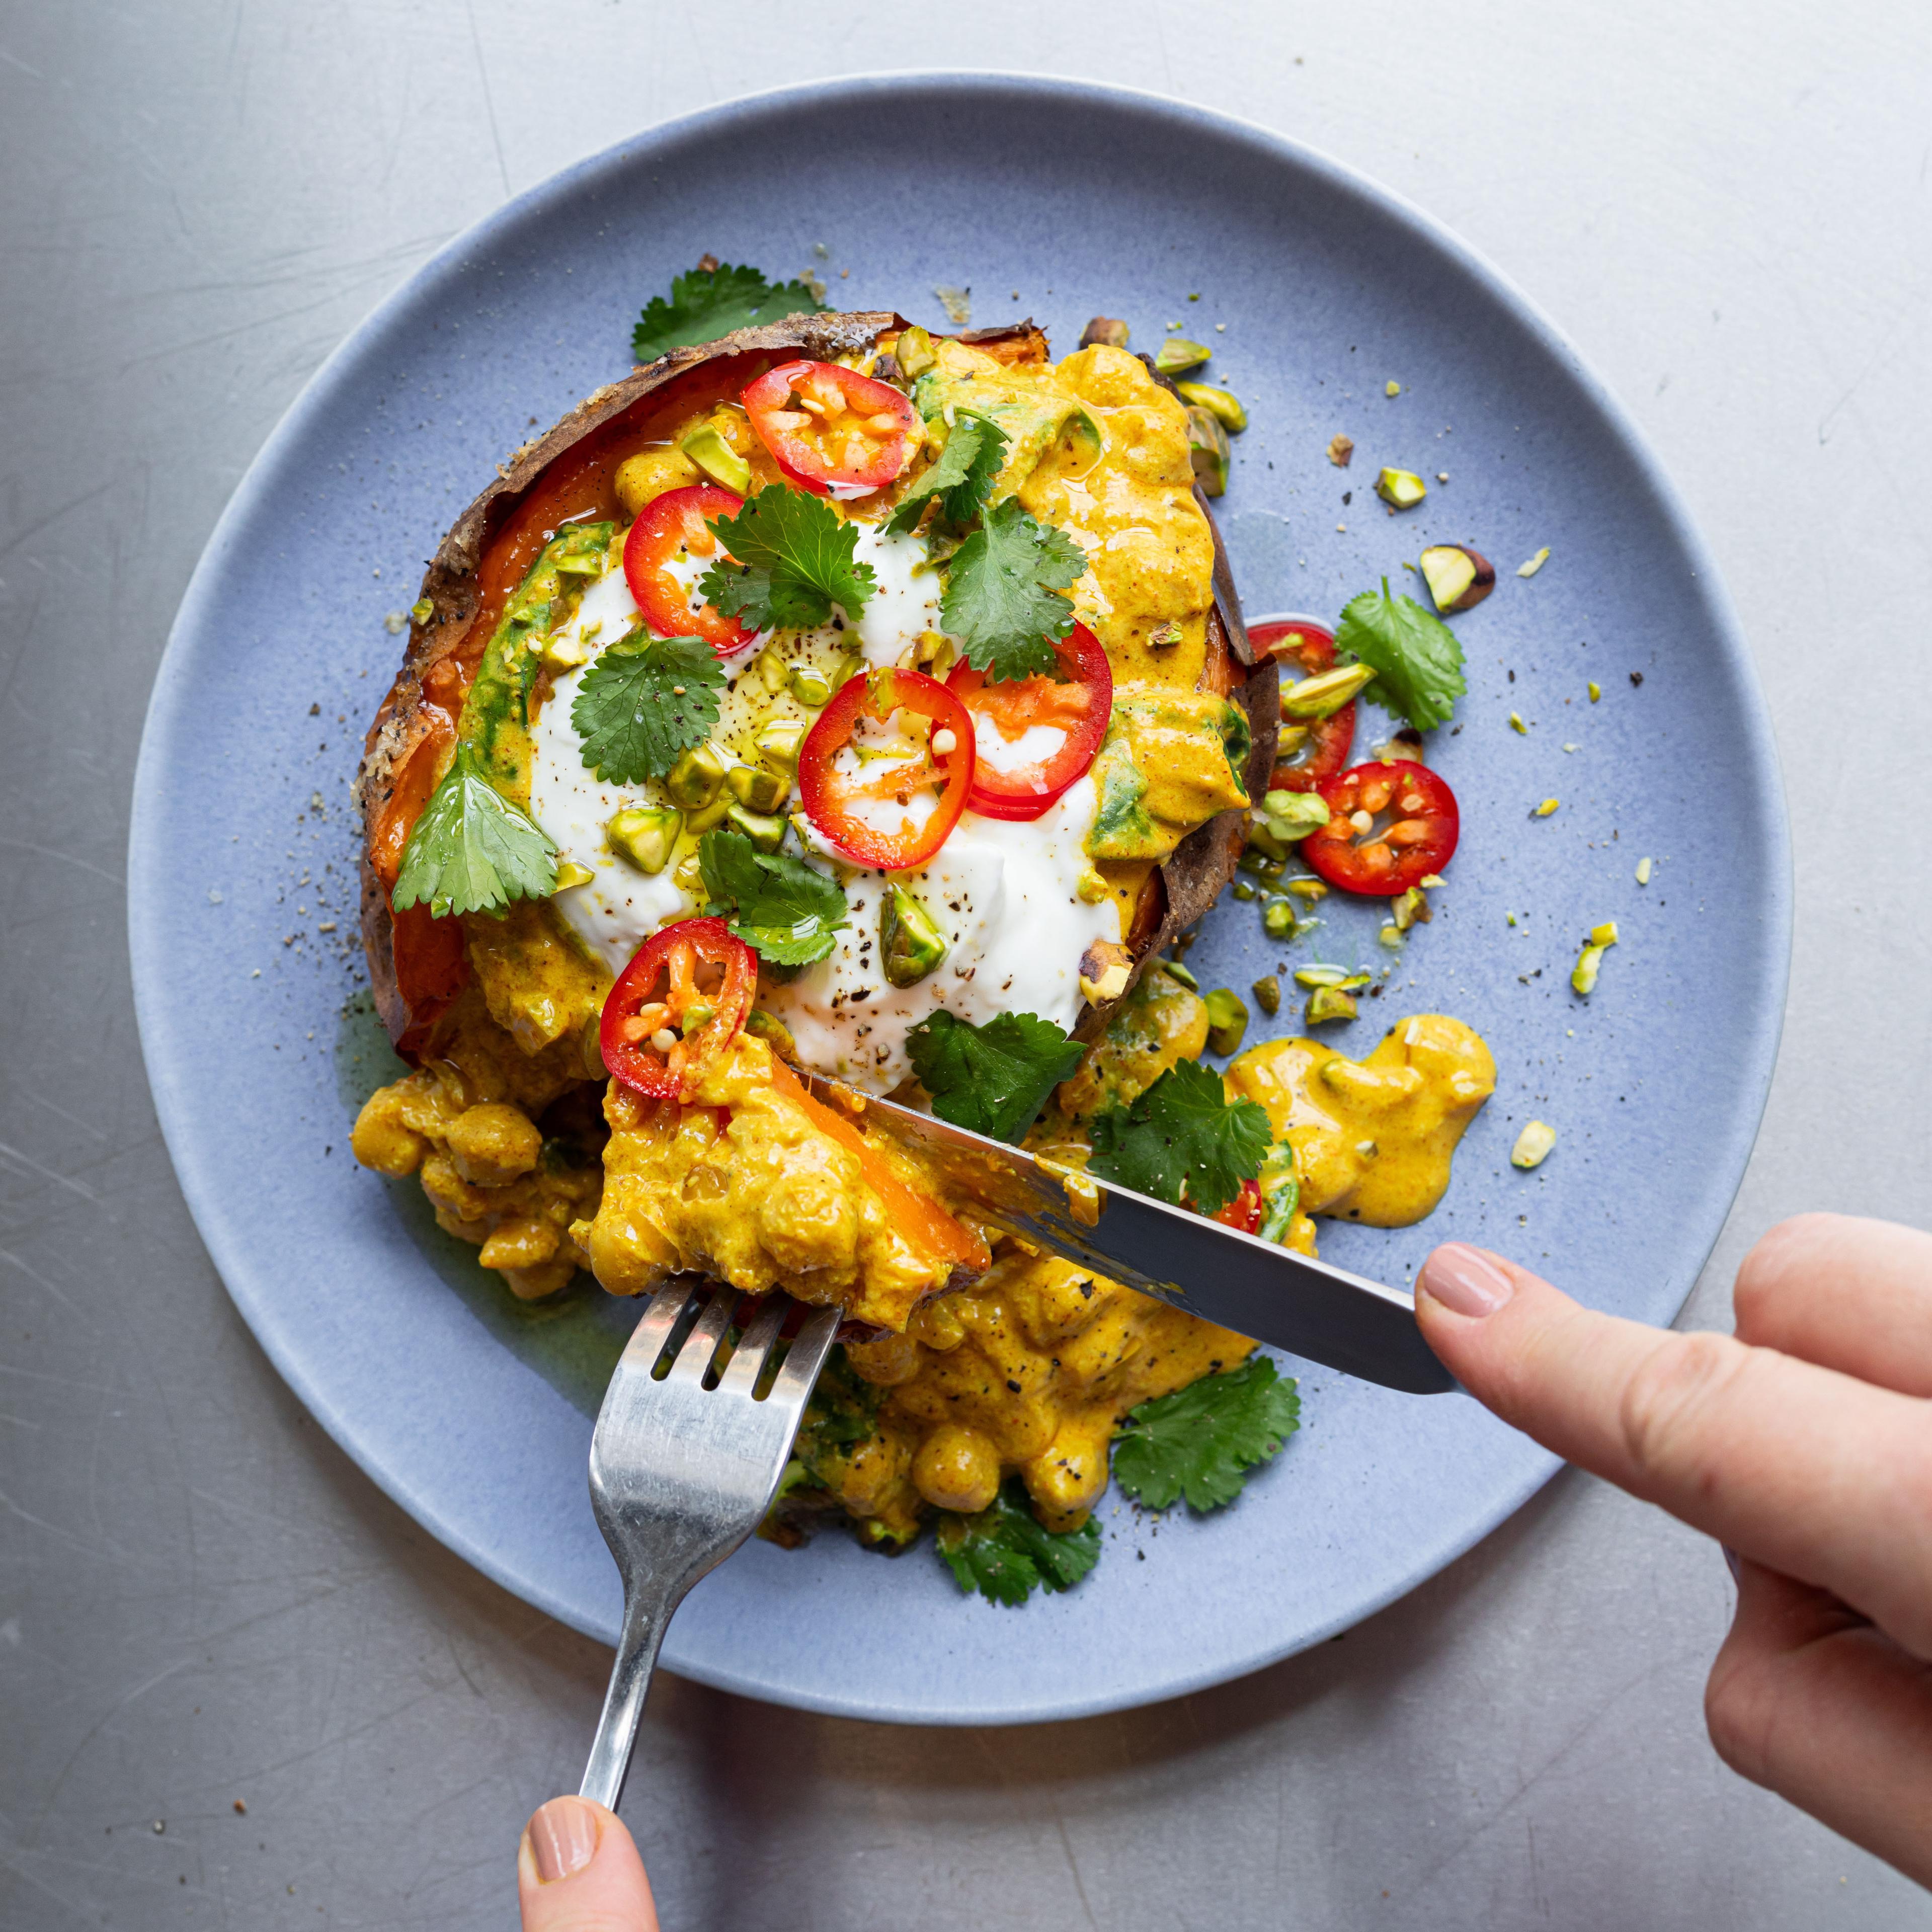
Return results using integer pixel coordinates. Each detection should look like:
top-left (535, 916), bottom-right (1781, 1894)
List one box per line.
top-left (356, 312), bottom-right (1274, 1058)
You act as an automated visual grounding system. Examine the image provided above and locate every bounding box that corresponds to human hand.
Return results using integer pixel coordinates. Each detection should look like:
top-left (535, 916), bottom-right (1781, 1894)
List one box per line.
top-left (1418, 1213), bottom-right (1932, 1886)
top-left (518, 1795), bottom-right (659, 1931)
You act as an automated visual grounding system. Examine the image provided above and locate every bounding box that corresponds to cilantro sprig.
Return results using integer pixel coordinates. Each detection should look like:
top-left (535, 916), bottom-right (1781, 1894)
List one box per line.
top-left (1335, 578), bottom-right (1468, 731)
top-left (697, 486), bottom-right (876, 632)
top-left (939, 497), bottom-right (1088, 682)
top-left (906, 1009), bottom-right (1086, 1145)
top-left (1111, 1356), bottom-right (1302, 1512)
top-left (632, 260), bottom-right (825, 364)
top-left (391, 742), bottom-right (557, 919)
top-left (935, 1480), bottom-right (1102, 1607)
top-left (885, 411), bottom-right (1008, 537)
top-left (570, 632), bottom-right (725, 784)
top-left (1087, 1058), bottom-right (1272, 1217)
top-left (697, 828), bottom-right (848, 965)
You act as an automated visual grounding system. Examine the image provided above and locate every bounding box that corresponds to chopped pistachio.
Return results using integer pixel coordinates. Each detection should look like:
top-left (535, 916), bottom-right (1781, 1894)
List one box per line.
top-left (1590, 920), bottom-right (1620, 946)
top-left (1237, 850), bottom-right (1284, 879)
top-left (1147, 619), bottom-right (1182, 651)
top-left (1535, 797), bottom-right (1560, 818)
top-left (1636, 856), bottom-right (1654, 886)
top-left (725, 802), bottom-right (787, 851)
top-left (1154, 337), bottom-right (1211, 375)
top-left (1274, 723), bottom-right (1311, 758)
top-left (895, 325), bottom-right (937, 378)
top-left (606, 807), bottom-right (681, 874)
top-left (1251, 975), bottom-right (1281, 1018)
top-left (1285, 877), bottom-right (1329, 903)
top-left (671, 848), bottom-right (704, 893)
top-left (1326, 433), bottom-right (1354, 467)
top-left (684, 793), bottom-right (731, 835)
top-left (680, 421), bottom-right (751, 496)
top-left (409, 597), bottom-right (434, 626)
top-left (1232, 879), bottom-right (1258, 902)
top-left (1185, 405), bottom-right (1230, 496)
top-left (787, 665), bottom-right (832, 708)
top-left (1204, 988), bottom-right (1249, 1057)
top-left (1262, 899), bottom-right (1299, 940)
top-left (1072, 866), bottom-right (1109, 906)
top-left (1378, 923), bottom-right (1405, 950)
top-left (1506, 912), bottom-right (1518, 928)
top-left (1391, 885), bottom-right (1431, 932)
top-left (755, 645), bottom-right (790, 693)
top-left (1175, 381), bottom-right (1247, 433)
top-left (1258, 788), bottom-right (1332, 844)
top-left (552, 860), bottom-right (595, 891)
top-left (1510, 1120), bottom-right (1557, 1170)
top-left (1375, 466), bottom-right (1426, 510)
top-left (543, 630), bottom-right (590, 671)
top-left (744, 1009), bottom-right (796, 1058)
top-left (666, 740), bottom-right (728, 809)
top-left (1508, 711), bottom-right (1528, 735)
top-left (1418, 873), bottom-right (1445, 889)
top-left (1294, 965), bottom-right (1351, 988)
top-left (1588, 680), bottom-right (1602, 703)
top-left (1160, 957), bottom-right (1199, 989)
top-left (1385, 380), bottom-right (1402, 397)
top-left (1281, 662), bottom-right (1378, 719)
top-left (679, 1000), bottom-right (716, 1036)
top-left (1306, 985), bottom-right (1358, 1024)
top-left (1517, 547), bottom-right (1551, 578)
top-left (727, 762), bottom-right (791, 815)
top-left (1571, 941), bottom-right (1606, 996)
top-left (756, 718), bottom-right (807, 769)
top-left (880, 883), bottom-right (948, 988)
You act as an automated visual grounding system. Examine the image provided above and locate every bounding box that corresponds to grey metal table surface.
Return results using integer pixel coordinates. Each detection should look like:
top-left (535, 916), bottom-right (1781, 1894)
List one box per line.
top-left (4, 1), bottom-right (1929, 1925)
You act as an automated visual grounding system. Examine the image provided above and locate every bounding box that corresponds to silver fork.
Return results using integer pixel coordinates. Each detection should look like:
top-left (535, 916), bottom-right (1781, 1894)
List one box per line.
top-left (578, 1280), bottom-right (841, 1810)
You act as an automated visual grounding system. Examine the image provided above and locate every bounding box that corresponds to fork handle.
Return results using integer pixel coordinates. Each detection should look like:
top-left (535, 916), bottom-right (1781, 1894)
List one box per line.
top-left (579, 1583), bottom-right (678, 1811)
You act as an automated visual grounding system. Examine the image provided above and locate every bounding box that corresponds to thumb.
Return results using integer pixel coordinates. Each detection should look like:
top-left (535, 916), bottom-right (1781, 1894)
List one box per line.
top-left (518, 1795), bottom-right (660, 1932)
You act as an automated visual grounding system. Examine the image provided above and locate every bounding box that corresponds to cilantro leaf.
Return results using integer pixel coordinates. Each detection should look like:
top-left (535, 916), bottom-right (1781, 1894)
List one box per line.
top-left (632, 260), bottom-right (825, 364)
top-left (884, 411), bottom-right (1008, 536)
top-left (1111, 1356), bottom-right (1302, 1512)
top-left (391, 742), bottom-right (557, 919)
top-left (1087, 1058), bottom-right (1272, 1217)
top-left (697, 486), bottom-right (877, 632)
top-left (697, 828), bottom-right (847, 965)
top-left (569, 631), bottom-right (726, 784)
top-left (939, 496), bottom-right (1087, 682)
top-left (935, 1480), bottom-right (1102, 1607)
top-left (1335, 577), bottom-right (1469, 731)
top-left (906, 1009), bottom-right (1087, 1145)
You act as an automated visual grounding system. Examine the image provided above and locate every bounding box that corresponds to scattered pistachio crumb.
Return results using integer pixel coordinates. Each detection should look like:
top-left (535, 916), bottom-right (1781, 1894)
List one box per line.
top-left (1535, 797), bottom-right (1560, 818)
top-left (1587, 680), bottom-right (1602, 702)
top-left (1419, 873), bottom-right (1445, 888)
top-left (1589, 919), bottom-right (1620, 946)
top-left (1636, 856), bottom-right (1654, 884)
top-left (1215, 322), bottom-right (1227, 333)
top-left (1517, 547), bottom-right (1551, 578)
top-left (1509, 712), bottom-right (1528, 734)
top-left (1385, 379), bottom-right (1401, 397)
top-left (1511, 1120), bottom-right (1558, 1169)
top-left (1326, 433), bottom-right (1354, 467)
top-left (1562, 742), bottom-right (1579, 753)
top-left (1506, 912), bottom-right (1518, 927)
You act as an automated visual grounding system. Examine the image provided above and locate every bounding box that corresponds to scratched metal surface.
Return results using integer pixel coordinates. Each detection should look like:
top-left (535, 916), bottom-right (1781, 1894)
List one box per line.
top-left (4, 2), bottom-right (1931, 1926)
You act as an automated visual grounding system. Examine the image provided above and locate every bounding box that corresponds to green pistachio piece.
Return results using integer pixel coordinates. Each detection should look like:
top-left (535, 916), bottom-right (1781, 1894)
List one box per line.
top-left (895, 325), bottom-right (937, 379)
top-left (1155, 337), bottom-right (1211, 375)
top-left (1571, 941), bottom-right (1606, 996)
top-left (1159, 957), bottom-right (1199, 989)
top-left (1375, 466), bottom-right (1427, 510)
top-left (1511, 1120), bottom-right (1558, 1169)
top-left (1185, 405), bottom-right (1230, 497)
top-left (1262, 899), bottom-right (1298, 940)
top-left (787, 665), bottom-right (832, 708)
top-left (665, 741), bottom-right (728, 809)
top-left (1175, 381), bottom-right (1247, 433)
top-left (680, 422), bottom-right (751, 496)
top-left (1280, 663), bottom-right (1378, 720)
top-left (606, 806), bottom-right (682, 875)
top-left (1258, 789), bottom-right (1332, 844)
top-left (1284, 877), bottom-right (1328, 904)
top-left (1305, 986), bottom-right (1358, 1024)
top-left (725, 802), bottom-right (788, 852)
top-left (756, 718), bottom-right (807, 769)
top-left (1203, 988), bottom-right (1249, 1057)
top-left (1232, 880), bottom-right (1258, 902)
top-left (879, 882), bottom-right (948, 988)
top-left (1391, 885), bottom-right (1431, 933)
top-left (727, 763), bottom-right (791, 815)
top-left (1251, 975), bottom-right (1281, 1018)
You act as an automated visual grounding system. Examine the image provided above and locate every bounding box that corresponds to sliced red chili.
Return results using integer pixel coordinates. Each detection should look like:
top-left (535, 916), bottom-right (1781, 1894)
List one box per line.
top-left (1211, 1177), bottom-right (1264, 1234)
top-left (1250, 616), bottom-right (1356, 794)
top-left (600, 917), bottom-right (758, 1101)
top-left (944, 623), bottom-right (1112, 821)
top-left (741, 359), bottom-right (918, 500)
top-left (1302, 760), bottom-right (1459, 896)
top-left (621, 484), bottom-right (755, 655)
top-left (796, 668), bottom-right (975, 869)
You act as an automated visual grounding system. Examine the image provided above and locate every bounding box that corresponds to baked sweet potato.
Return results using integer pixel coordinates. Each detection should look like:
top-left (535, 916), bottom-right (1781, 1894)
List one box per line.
top-left (356, 309), bottom-right (1277, 1062)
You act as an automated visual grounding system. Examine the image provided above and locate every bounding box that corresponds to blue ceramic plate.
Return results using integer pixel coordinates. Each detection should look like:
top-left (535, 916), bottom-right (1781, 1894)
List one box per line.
top-left (129, 75), bottom-right (1788, 1725)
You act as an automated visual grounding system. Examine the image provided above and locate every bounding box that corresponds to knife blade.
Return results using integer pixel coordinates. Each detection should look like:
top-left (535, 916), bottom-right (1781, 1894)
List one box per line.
top-left (800, 1070), bottom-right (1455, 1395)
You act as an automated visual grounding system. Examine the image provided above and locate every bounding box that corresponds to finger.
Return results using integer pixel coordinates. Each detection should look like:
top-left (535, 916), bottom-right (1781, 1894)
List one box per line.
top-left (1417, 1243), bottom-right (1932, 1655)
top-left (1708, 1556), bottom-right (1932, 1889)
top-left (1733, 1213), bottom-right (1932, 1397)
top-left (518, 1796), bottom-right (660, 1932)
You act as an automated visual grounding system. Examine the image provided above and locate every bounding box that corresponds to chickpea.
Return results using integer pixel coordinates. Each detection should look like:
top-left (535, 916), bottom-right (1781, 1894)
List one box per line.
top-left (912, 1424), bottom-right (1002, 1515)
top-left (503, 1258), bottom-right (576, 1301)
top-left (614, 446), bottom-right (700, 519)
top-left (446, 1103), bottom-right (542, 1186)
top-left (843, 1332), bottom-right (923, 1387)
top-left (350, 1089), bottom-right (427, 1176)
top-left (478, 1215), bottom-right (561, 1272)
top-left (757, 1171), bottom-right (857, 1277)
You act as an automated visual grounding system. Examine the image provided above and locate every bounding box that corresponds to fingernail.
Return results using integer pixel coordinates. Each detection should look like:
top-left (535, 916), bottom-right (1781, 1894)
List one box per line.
top-left (1419, 1244), bottom-right (1514, 1318)
top-left (1721, 1543), bottom-right (1740, 1584)
top-left (528, 1796), bottom-right (599, 1884)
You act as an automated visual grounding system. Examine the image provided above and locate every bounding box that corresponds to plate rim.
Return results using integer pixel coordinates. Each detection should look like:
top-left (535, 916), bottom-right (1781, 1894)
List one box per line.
top-left (128, 68), bottom-right (1792, 1725)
